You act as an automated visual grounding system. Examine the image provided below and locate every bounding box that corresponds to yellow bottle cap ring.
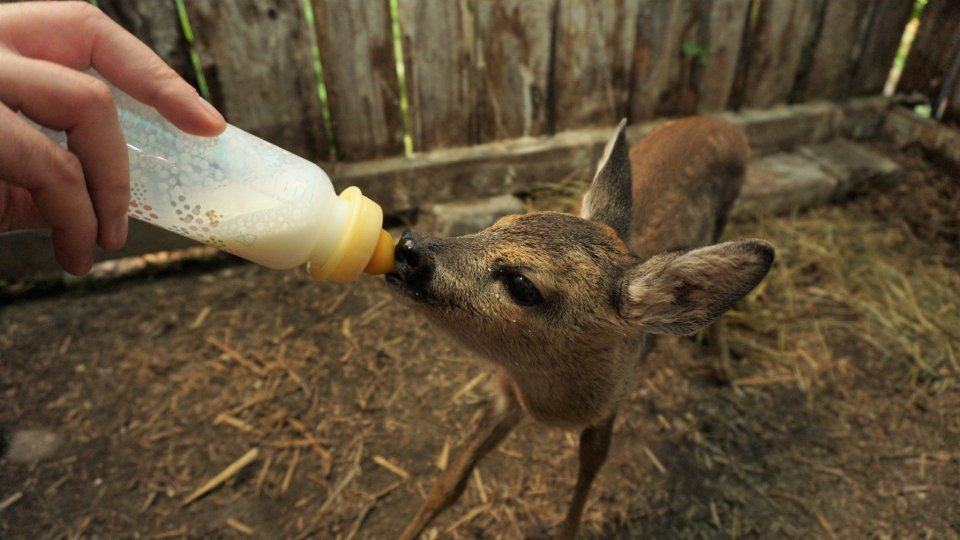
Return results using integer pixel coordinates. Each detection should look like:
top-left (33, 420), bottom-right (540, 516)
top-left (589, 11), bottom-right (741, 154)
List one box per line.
top-left (308, 187), bottom-right (384, 283)
top-left (364, 229), bottom-right (396, 275)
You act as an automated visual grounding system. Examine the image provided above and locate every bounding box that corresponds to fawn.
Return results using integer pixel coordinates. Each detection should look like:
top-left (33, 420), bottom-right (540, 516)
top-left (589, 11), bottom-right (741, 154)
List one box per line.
top-left (386, 116), bottom-right (774, 539)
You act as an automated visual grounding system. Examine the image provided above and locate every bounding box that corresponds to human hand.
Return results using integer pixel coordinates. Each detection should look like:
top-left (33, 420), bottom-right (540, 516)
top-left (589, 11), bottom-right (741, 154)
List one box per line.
top-left (0, 1), bottom-right (226, 275)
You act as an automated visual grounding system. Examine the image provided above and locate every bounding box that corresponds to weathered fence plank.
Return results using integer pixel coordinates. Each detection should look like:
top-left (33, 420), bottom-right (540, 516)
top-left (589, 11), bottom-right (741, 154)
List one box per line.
top-left (96, 0), bottom-right (195, 88)
top-left (797, 0), bottom-right (871, 101)
top-left (475, 0), bottom-right (557, 142)
top-left (552, 0), bottom-right (640, 131)
top-left (629, 0), bottom-right (698, 119)
top-left (696, 0), bottom-right (751, 112)
top-left (184, 1), bottom-right (329, 161)
top-left (397, 0), bottom-right (476, 152)
top-left (630, 0), bottom-right (749, 118)
top-left (740, 0), bottom-right (815, 108)
top-left (311, 0), bottom-right (404, 161)
top-left (897, 0), bottom-right (960, 118)
top-left (849, 0), bottom-right (914, 96)
top-left (951, 81), bottom-right (960, 124)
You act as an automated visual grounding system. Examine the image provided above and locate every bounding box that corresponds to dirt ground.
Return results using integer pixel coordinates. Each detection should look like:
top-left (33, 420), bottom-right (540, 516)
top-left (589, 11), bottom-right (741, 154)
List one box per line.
top-left (2, 143), bottom-right (959, 539)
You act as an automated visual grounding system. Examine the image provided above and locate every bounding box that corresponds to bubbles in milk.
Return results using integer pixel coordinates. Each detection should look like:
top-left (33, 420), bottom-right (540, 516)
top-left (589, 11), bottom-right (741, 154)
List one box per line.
top-left (121, 100), bottom-right (325, 267)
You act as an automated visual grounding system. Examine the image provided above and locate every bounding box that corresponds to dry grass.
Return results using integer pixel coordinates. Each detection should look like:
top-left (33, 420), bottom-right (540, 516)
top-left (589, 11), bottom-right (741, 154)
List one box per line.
top-left (725, 144), bottom-right (959, 396)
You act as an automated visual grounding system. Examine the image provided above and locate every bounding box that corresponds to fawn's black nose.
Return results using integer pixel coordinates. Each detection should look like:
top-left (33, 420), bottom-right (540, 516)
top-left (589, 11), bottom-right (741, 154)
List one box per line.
top-left (394, 230), bottom-right (435, 287)
top-left (395, 230), bottom-right (422, 269)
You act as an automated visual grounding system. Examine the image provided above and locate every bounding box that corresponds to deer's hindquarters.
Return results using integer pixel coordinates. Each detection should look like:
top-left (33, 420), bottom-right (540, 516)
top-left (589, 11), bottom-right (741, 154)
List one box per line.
top-left (627, 117), bottom-right (749, 258)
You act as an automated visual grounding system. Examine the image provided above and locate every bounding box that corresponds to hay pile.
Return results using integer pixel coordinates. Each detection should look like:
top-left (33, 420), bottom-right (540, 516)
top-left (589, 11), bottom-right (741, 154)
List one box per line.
top-left (725, 143), bottom-right (959, 394)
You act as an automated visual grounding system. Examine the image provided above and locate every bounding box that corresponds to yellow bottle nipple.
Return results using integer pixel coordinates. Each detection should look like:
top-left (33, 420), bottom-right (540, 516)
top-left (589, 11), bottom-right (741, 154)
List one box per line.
top-left (364, 229), bottom-right (396, 275)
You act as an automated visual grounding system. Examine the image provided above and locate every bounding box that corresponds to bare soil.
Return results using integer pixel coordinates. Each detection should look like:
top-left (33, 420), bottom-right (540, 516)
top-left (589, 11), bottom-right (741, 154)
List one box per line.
top-left (2, 143), bottom-right (958, 539)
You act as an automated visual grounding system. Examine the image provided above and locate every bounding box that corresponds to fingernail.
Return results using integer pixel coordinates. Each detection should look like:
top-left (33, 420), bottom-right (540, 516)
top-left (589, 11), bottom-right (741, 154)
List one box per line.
top-left (76, 252), bottom-right (95, 276)
top-left (111, 220), bottom-right (128, 249)
top-left (197, 95), bottom-right (225, 123)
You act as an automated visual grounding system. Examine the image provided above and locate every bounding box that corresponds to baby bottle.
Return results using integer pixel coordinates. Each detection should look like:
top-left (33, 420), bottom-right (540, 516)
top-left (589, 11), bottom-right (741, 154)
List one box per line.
top-left (40, 72), bottom-right (395, 283)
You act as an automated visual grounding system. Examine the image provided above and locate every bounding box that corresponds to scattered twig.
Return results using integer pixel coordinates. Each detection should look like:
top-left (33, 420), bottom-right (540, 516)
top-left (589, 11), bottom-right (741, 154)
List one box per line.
top-left (0, 492), bottom-right (23, 513)
top-left (281, 448), bottom-right (301, 495)
top-left (344, 481), bottom-right (404, 540)
top-left (436, 438), bottom-right (450, 471)
top-left (149, 527), bottom-right (188, 539)
top-left (205, 337), bottom-right (266, 375)
top-left (189, 306), bottom-right (212, 329)
top-left (225, 518), bottom-right (255, 536)
top-left (770, 492), bottom-right (838, 540)
top-left (287, 418), bottom-right (333, 463)
top-left (473, 468), bottom-right (488, 504)
top-left (183, 448), bottom-right (260, 506)
top-left (373, 455), bottom-right (411, 480)
top-left (255, 452), bottom-right (273, 495)
top-left (450, 372), bottom-right (488, 403)
top-left (643, 446), bottom-right (667, 474)
top-left (444, 504), bottom-right (492, 534)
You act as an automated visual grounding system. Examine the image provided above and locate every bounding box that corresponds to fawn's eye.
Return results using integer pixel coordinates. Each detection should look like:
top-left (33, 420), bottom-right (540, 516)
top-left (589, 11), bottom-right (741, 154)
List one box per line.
top-left (502, 272), bottom-right (543, 307)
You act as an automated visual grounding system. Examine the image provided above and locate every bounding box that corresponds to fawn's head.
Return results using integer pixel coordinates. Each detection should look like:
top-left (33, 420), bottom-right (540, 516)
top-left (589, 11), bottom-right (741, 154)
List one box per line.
top-left (386, 121), bottom-right (774, 372)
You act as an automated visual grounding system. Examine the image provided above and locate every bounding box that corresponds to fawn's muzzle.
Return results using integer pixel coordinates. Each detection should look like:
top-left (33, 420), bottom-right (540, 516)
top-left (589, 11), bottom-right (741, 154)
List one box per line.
top-left (387, 230), bottom-right (435, 301)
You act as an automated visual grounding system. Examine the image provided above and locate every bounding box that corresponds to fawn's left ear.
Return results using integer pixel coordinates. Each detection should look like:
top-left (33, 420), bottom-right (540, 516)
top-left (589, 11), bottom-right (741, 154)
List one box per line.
top-left (580, 118), bottom-right (632, 242)
top-left (620, 239), bottom-right (775, 336)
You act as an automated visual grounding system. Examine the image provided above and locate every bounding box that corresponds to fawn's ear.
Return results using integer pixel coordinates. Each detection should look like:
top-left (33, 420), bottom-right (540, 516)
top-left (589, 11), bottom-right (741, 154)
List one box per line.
top-left (620, 239), bottom-right (774, 336)
top-left (580, 118), bottom-right (632, 242)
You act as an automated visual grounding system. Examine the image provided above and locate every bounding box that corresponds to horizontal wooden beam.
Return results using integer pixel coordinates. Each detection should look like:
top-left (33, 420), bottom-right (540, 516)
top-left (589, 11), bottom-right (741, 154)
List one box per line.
top-left (327, 97), bottom-right (892, 214)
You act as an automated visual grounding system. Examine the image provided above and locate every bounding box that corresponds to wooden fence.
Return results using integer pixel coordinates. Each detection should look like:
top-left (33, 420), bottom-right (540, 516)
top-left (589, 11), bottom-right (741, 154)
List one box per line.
top-left (6, 0), bottom-right (960, 281)
top-left (897, 0), bottom-right (960, 123)
top-left (90, 0), bottom-right (920, 163)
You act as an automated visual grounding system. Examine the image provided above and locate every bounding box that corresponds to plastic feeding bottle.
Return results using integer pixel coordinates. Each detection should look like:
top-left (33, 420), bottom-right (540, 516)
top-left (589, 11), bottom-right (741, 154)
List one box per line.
top-left (38, 73), bottom-right (396, 283)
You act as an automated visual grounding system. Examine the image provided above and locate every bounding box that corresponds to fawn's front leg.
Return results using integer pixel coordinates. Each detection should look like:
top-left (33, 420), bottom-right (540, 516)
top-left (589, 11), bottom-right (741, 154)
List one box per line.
top-left (557, 414), bottom-right (616, 540)
top-left (399, 388), bottom-right (523, 540)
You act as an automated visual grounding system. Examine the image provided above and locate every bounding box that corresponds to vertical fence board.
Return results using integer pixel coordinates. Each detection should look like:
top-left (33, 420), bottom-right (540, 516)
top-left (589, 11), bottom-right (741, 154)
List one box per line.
top-left (552, 0), bottom-right (640, 132)
top-left (629, 0), bottom-right (749, 118)
top-left (475, 0), bottom-right (557, 142)
top-left (97, 0), bottom-right (195, 87)
top-left (629, 0), bottom-right (697, 120)
top-left (849, 0), bottom-right (914, 96)
top-left (740, 0), bottom-right (814, 108)
top-left (797, 0), bottom-right (869, 101)
top-left (311, 0), bottom-right (404, 161)
top-left (950, 82), bottom-right (960, 124)
top-left (897, 0), bottom-right (960, 106)
top-left (184, 1), bottom-right (329, 160)
top-left (696, 0), bottom-right (750, 112)
top-left (398, 0), bottom-right (476, 152)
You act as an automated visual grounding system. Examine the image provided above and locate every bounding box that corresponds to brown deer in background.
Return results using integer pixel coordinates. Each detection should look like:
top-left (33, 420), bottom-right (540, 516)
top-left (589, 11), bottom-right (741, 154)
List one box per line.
top-left (386, 117), bottom-right (774, 539)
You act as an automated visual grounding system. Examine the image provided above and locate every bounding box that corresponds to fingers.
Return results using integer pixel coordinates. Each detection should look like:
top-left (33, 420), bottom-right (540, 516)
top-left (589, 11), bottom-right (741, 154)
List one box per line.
top-left (0, 1), bottom-right (225, 136)
top-left (0, 104), bottom-right (97, 275)
top-left (0, 55), bottom-right (130, 252)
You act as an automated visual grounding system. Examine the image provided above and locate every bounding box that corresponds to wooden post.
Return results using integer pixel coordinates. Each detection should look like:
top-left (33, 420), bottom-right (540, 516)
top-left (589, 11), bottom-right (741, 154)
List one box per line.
top-left (897, 0), bottom-right (960, 116)
top-left (183, 1), bottom-right (330, 161)
top-left (475, 0), bottom-right (557, 142)
top-left (629, 0), bottom-right (750, 118)
top-left (696, 0), bottom-right (751, 113)
top-left (311, 0), bottom-right (405, 161)
top-left (397, 0), bottom-right (477, 152)
top-left (795, 0), bottom-right (872, 101)
top-left (551, 0), bottom-right (640, 131)
top-left (849, 0), bottom-right (915, 96)
top-left (740, 0), bottom-right (816, 109)
top-left (629, 0), bottom-right (698, 120)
